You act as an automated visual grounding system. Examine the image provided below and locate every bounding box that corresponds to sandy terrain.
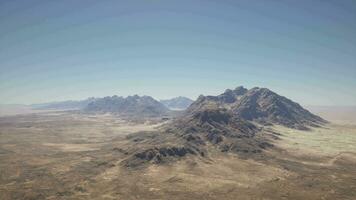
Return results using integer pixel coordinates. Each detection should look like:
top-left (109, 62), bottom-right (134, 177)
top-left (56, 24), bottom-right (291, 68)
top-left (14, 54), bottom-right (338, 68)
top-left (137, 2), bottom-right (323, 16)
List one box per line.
top-left (0, 111), bottom-right (355, 200)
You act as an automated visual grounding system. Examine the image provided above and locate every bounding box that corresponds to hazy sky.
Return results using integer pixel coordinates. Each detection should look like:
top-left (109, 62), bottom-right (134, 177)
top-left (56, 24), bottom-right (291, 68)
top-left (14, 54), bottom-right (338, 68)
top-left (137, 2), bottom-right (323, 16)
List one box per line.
top-left (0, 0), bottom-right (355, 105)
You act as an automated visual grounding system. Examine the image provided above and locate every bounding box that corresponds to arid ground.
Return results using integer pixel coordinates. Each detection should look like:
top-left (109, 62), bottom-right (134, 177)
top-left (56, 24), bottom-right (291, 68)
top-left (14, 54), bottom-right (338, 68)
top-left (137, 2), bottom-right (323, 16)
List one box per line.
top-left (1, 111), bottom-right (356, 200)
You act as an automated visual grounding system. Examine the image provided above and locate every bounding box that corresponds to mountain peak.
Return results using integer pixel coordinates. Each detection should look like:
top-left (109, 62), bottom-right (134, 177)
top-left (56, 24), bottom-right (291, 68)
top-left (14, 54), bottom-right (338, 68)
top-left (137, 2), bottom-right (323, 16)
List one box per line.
top-left (185, 86), bottom-right (326, 130)
top-left (233, 86), bottom-right (248, 95)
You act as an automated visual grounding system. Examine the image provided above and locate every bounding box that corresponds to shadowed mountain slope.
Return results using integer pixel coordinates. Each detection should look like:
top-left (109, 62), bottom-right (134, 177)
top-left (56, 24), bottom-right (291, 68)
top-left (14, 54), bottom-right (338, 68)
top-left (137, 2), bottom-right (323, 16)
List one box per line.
top-left (122, 107), bottom-right (276, 168)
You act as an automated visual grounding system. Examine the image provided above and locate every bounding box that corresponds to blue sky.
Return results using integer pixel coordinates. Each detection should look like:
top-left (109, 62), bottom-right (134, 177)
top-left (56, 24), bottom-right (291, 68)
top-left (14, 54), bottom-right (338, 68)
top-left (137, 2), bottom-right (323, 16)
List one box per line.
top-left (0, 0), bottom-right (355, 105)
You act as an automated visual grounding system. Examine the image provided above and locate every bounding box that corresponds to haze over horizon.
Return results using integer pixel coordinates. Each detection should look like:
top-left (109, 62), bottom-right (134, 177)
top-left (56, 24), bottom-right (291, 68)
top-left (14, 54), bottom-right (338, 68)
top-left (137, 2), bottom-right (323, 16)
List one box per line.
top-left (1, 0), bottom-right (355, 106)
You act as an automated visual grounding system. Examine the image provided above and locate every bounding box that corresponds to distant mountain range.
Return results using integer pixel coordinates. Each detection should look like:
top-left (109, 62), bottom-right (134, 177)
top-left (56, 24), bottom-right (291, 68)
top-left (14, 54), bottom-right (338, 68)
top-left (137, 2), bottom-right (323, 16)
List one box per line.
top-left (84, 95), bottom-right (170, 117)
top-left (30, 95), bottom-right (193, 117)
top-left (160, 96), bottom-right (194, 110)
top-left (29, 86), bottom-right (325, 129)
top-left (31, 98), bottom-right (96, 110)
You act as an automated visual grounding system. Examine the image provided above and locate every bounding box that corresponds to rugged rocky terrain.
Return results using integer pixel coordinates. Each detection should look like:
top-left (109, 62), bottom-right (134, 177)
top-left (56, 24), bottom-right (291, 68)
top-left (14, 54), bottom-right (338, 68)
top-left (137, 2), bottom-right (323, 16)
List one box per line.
top-left (122, 86), bottom-right (326, 167)
top-left (188, 86), bottom-right (326, 130)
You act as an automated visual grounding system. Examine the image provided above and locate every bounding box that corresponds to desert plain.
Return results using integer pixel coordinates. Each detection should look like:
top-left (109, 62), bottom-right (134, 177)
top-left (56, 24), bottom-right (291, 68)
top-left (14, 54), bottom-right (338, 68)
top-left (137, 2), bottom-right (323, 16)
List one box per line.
top-left (0, 109), bottom-right (355, 200)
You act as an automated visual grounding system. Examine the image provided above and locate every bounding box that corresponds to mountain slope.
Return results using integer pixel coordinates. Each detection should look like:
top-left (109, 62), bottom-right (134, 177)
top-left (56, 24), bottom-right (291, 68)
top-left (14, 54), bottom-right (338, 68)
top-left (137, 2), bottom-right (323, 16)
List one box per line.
top-left (122, 107), bottom-right (276, 168)
top-left (160, 96), bottom-right (194, 110)
top-left (232, 87), bottom-right (326, 129)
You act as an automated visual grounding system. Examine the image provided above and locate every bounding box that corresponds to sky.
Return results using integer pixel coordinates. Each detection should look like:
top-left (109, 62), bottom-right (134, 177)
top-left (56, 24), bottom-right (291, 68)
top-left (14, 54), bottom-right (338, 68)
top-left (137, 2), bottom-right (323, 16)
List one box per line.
top-left (0, 0), bottom-right (355, 106)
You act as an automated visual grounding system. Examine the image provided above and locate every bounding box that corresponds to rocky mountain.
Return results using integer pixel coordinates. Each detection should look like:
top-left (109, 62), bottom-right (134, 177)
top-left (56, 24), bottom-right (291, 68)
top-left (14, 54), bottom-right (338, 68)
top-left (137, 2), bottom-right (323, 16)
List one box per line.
top-left (160, 96), bottom-right (194, 110)
top-left (123, 107), bottom-right (276, 168)
top-left (29, 87), bottom-right (326, 167)
top-left (84, 95), bottom-right (169, 117)
top-left (31, 98), bottom-right (96, 110)
top-left (187, 86), bottom-right (326, 130)
top-left (122, 86), bottom-right (326, 167)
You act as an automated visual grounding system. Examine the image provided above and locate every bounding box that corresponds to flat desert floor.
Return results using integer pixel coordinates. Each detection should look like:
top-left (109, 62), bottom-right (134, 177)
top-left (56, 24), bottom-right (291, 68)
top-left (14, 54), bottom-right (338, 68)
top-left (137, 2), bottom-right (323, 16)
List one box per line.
top-left (0, 111), bottom-right (356, 200)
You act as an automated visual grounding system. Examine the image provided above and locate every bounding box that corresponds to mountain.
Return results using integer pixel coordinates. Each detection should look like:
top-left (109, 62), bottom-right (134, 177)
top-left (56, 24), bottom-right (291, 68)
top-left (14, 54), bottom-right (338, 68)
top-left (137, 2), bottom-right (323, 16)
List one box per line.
top-left (84, 95), bottom-right (169, 117)
top-left (122, 86), bottom-right (326, 167)
top-left (160, 96), bottom-right (194, 110)
top-left (31, 98), bottom-right (95, 110)
top-left (187, 86), bottom-right (326, 130)
top-left (123, 107), bottom-right (275, 168)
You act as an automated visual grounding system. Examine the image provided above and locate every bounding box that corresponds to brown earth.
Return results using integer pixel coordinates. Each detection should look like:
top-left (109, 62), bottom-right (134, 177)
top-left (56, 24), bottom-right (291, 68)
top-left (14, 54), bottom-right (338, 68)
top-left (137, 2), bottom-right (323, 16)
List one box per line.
top-left (0, 111), bottom-right (355, 200)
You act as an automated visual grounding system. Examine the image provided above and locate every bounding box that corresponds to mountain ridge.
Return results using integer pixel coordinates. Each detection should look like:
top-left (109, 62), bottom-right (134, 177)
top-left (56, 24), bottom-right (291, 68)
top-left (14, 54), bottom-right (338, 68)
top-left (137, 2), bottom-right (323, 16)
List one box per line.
top-left (84, 95), bottom-right (170, 117)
